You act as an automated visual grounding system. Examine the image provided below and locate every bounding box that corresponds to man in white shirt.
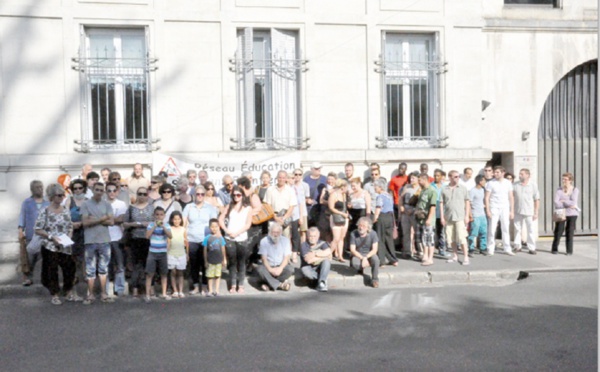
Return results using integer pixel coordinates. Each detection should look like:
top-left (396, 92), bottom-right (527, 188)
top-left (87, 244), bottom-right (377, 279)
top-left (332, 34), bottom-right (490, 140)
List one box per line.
top-left (459, 167), bottom-right (476, 191)
top-left (484, 166), bottom-right (515, 256)
top-left (512, 168), bottom-right (540, 254)
top-left (105, 182), bottom-right (128, 296)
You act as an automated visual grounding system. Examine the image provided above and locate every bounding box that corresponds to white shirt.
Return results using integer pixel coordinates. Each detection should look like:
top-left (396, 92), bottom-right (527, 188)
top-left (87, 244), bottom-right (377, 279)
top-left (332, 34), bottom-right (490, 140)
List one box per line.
top-left (108, 199), bottom-right (127, 242)
top-left (485, 178), bottom-right (513, 210)
top-left (459, 175), bottom-right (476, 191)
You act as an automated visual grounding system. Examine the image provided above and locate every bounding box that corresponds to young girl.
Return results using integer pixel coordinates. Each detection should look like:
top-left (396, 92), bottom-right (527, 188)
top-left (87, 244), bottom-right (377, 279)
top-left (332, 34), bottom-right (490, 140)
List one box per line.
top-left (168, 211), bottom-right (188, 298)
top-left (203, 219), bottom-right (227, 297)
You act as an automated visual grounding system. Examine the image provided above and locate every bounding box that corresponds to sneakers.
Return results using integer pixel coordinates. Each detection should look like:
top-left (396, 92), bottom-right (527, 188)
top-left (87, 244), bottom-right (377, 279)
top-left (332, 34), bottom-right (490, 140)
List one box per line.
top-left (468, 251), bottom-right (475, 258)
top-left (316, 281), bottom-right (328, 292)
top-left (505, 251), bottom-right (515, 256)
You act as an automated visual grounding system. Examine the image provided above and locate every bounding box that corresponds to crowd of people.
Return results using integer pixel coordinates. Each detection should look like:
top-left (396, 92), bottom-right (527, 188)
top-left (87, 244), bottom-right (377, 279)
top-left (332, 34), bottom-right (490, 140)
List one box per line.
top-left (17, 161), bottom-right (580, 305)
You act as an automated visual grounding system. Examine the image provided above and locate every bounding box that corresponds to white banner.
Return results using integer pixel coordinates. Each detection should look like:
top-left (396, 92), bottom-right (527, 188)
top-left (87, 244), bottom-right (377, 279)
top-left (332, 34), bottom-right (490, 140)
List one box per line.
top-left (153, 153), bottom-right (302, 188)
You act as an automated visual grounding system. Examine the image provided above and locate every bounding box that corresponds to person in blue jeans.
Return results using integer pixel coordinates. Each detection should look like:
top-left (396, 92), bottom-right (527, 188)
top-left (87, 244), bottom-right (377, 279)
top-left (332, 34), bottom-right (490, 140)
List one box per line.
top-left (468, 175), bottom-right (488, 256)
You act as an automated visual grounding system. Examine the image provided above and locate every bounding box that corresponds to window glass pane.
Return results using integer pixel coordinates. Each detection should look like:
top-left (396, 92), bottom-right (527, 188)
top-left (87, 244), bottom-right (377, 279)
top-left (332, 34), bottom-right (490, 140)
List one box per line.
top-left (91, 82), bottom-right (116, 141)
top-left (124, 80), bottom-right (147, 142)
top-left (121, 33), bottom-right (146, 67)
top-left (89, 34), bottom-right (115, 59)
top-left (411, 80), bottom-right (428, 137)
top-left (386, 83), bottom-right (403, 137)
top-left (505, 0), bottom-right (553, 4)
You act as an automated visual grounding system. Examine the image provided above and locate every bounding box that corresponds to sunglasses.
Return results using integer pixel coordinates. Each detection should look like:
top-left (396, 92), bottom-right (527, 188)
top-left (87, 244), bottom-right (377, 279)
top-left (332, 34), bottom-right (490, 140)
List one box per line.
top-left (196, 193), bottom-right (205, 196)
top-left (233, 193), bottom-right (243, 198)
top-left (206, 188), bottom-right (214, 191)
top-left (112, 178), bottom-right (121, 181)
top-left (121, 185), bottom-right (128, 188)
top-left (107, 189), bottom-right (118, 193)
top-left (137, 192), bottom-right (148, 196)
top-left (294, 173), bottom-right (302, 176)
top-left (55, 194), bottom-right (65, 198)
top-left (161, 190), bottom-right (173, 194)
top-left (151, 181), bottom-right (157, 184)
top-left (72, 186), bottom-right (84, 191)
top-left (94, 189), bottom-right (105, 193)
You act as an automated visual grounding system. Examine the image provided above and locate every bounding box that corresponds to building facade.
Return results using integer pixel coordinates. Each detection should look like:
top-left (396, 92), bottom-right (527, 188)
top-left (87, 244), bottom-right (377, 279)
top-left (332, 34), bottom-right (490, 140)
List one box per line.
top-left (0, 0), bottom-right (597, 237)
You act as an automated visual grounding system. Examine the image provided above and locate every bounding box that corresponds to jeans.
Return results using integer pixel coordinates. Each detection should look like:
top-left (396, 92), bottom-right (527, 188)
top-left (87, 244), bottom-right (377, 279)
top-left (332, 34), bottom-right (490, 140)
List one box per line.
top-left (256, 264), bottom-right (294, 290)
top-left (84, 243), bottom-right (111, 279)
top-left (552, 216), bottom-right (577, 254)
top-left (350, 255), bottom-right (380, 281)
top-left (289, 220), bottom-right (301, 253)
top-left (435, 218), bottom-right (447, 254)
top-left (26, 249), bottom-right (41, 280)
top-left (129, 238), bottom-right (149, 290)
top-left (189, 242), bottom-right (207, 288)
top-left (300, 260), bottom-right (331, 283)
top-left (513, 214), bottom-right (536, 251)
top-left (106, 241), bottom-right (126, 294)
top-left (375, 213), bottom-right (398, 264)
top-left (226, 240), bottom-right (250, 288)
top-left (468, 216), bottom-right (488, 252)
top-left (41, 248), bottom-right (75, 296)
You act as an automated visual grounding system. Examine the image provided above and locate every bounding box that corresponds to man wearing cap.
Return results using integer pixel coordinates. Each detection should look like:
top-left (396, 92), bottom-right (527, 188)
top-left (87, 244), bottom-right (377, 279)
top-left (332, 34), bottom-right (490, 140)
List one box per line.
top-left (303, 162), bottom-right (327, 226)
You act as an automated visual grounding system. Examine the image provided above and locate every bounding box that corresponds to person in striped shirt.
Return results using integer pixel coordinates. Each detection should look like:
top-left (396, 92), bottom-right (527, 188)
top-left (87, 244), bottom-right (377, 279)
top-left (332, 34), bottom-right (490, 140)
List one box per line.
top-left (144, 207), bottom-right (172, 303)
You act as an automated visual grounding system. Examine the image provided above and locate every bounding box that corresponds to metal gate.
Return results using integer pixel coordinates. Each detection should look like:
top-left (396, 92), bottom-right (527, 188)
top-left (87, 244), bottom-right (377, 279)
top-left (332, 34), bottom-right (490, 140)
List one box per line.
top-left (538, 60), bottom-right (597, 235)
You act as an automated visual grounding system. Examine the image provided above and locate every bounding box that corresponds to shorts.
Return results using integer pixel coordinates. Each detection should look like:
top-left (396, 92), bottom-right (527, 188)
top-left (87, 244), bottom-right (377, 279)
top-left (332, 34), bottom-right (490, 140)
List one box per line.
top-left (299, 216), bottom-right (308, 232)
top-left (206, 263), bottom-right (222, 278)
top-left (416, 224), bottom-right (435, 247)
top-left (168, 254), bottom-right (187, 270)
top-left (146, 252), bottom-right (168, 276)
top-left (445, 220), bottom-right (468, 246)
top-left (85, 243), bottom-right (111, 279)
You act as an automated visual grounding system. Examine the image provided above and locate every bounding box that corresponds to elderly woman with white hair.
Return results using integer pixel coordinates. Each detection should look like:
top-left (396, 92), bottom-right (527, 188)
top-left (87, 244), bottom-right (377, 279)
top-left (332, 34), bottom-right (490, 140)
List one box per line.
top-left (35, 183), bottom-right (80, 304)
top-left (373, 179), bottom-right (399, 267)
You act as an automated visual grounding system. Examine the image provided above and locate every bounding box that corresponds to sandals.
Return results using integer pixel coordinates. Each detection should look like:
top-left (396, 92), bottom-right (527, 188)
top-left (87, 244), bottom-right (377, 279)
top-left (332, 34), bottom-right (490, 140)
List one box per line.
top-left (236, 286), bottom-right (245, 294)
top-left (66, 293), bottom-right (83, 302)
top-left (260, 284), bottom-right (270, 292)
top-left (101, 296), bottom-right (115, 303)
top-left (22, 279), bottom-right (33, 287)
top-left (159, 294), bottom-right (172, 301)
top-left (144, 296), bottom-right (151, 304)
top-left (83, 296), bottom-right (95, 306)
top-left (51, 296), bottom-right (62, 305)
top-left (278, 282), bottom-right (291, 291)
top-left (229, 287), bottom-right (237, 294)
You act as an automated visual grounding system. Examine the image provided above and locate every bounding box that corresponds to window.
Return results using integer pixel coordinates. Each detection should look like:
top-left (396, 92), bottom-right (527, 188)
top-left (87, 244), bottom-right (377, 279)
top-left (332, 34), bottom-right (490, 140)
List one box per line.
top-left (73, 27), bottom-right (157, 152)
top-left (376, 33), bottom-right (446, 148)
top-left (230, 28), bottom-right (308, 150)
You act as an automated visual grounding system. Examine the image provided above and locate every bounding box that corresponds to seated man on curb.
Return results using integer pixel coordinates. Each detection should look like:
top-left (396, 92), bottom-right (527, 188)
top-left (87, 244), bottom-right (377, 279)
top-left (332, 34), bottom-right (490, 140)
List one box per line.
top-left (300, 227), bottom-right (332, 292)
top-left (256, 223), bottom-right (294, 291)
top-left (349, 217), bottom-right (380, 288)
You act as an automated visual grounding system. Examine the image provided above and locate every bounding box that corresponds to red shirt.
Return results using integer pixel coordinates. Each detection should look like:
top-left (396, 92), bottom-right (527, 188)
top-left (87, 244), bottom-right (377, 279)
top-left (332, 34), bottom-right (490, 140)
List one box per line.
top-left (388, 175), bottom-right (408, 205)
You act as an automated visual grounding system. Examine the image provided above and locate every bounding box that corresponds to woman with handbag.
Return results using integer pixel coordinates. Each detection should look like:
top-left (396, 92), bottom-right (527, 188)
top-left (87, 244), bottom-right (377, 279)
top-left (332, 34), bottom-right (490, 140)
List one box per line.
top-left (551, 172), bottom-right (579, 255)
top-left (218, 186), bottom-right (253, 294)
top-left (398, 172), bottom-right (421, 259)
top-left (328, 179), bottom-right (350, 262)
top-left (122, 187), bottom-right (155, 297)
top-left (35, 183), bottom-right (79, 305)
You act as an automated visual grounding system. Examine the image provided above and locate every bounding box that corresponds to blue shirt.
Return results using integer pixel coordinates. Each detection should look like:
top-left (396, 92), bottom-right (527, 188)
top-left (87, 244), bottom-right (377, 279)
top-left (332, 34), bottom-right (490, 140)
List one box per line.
top-left (202, 234), bottom-right (227, 264)
top-left (183, 202), bottom-right (218, 243)
top-left (147, 222), bottom-right (171, 253)
top-left (375, 192), bottom-right (394, 213)
top-left (19, 197), bottom-right (50, 242)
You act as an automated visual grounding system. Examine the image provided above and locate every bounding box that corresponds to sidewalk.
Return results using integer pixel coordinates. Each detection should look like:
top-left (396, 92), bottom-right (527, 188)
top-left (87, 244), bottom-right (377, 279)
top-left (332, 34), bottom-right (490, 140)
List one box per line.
top-left (0, 237), bottom-right (597, 298)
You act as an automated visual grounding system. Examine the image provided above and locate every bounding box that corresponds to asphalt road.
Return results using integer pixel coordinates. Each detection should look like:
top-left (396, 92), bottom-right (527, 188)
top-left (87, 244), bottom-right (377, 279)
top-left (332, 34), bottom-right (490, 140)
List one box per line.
top-left (1, 272), bottom-right (597, 371)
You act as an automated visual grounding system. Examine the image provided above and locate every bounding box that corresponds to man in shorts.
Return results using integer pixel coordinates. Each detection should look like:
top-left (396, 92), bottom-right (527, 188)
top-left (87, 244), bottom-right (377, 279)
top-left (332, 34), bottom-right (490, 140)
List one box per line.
top-left (81, 182), bottom-right (115, 304)
top-left (440, 170), bottom-right (471, 265)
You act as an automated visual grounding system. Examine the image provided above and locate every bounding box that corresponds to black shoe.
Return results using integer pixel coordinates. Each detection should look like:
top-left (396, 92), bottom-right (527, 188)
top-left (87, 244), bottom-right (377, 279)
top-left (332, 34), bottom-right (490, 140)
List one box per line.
top-left (480, 250), bottom-right (489, 256)
top-left (468, 251), bottom-right (474, 258)
top-left (551, 251), bottom-right (558, 255)
top-left (529, 250), bottom-right (537, 255)
top-left (566, 253), bottom-right (573, 256)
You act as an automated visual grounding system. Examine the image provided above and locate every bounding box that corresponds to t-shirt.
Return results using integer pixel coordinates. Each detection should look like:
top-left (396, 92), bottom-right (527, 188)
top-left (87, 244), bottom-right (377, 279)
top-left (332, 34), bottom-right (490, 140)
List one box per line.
top-left (441, 184), bottom-right (469, 222)
top-left (168, 226), bottom-right (186, 257)
top-left (299, 240), bottom-right (329, 267)
top-left (431, 182), bottom-right (446, 218)
top-left (202, 234), bottom-right (226, 264)
top-left (375, 192), bottom-right (394, 213)
top-left (147, 222), bottom-right (171, 253)
top-left (389, 175), bottom-right (408, 205)
top-left (303, 175), bottom-right (327, 205)
top-left (264, 184), bottom-right (298, 214)
top-left (513, 181), bottom-right (540, 216)
top-left (182, 202), bottom-right (218, 243)
top-left (107, 199), bottom-right (127, 242)
top-left (350, 230), bottom-right (378, 256)
top-left (258, 235), bottom-right (292, 267)
top-left (416, 186), bottom-right (437, 224)
top-left (81, 198), bottom-right (114, 244)
top-left (469, 187), bottom-right (486, 218)
top-left (485, 178), bottom-right (513, 209)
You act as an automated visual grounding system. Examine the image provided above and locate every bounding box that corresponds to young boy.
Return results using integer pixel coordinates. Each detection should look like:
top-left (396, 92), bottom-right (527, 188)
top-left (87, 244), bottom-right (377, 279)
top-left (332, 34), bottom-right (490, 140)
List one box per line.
top-left (144, 207), bottom-right (173, 303)
top-left (202, 219), bottom-right (227, 297)
top-left (468, 175), bottom-right (488, 256)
